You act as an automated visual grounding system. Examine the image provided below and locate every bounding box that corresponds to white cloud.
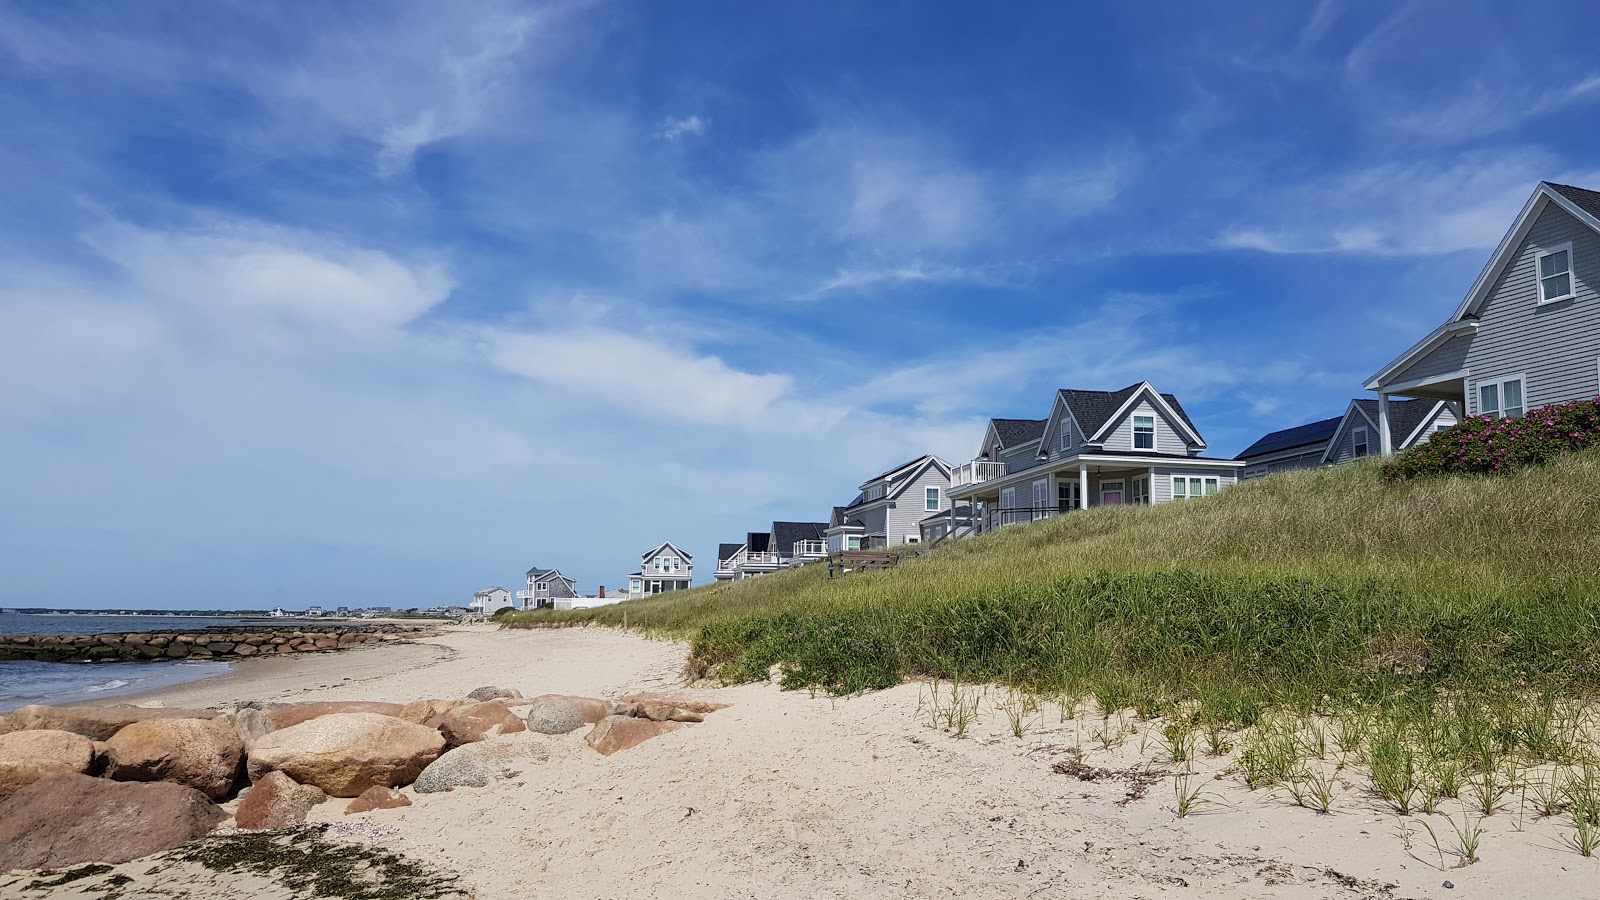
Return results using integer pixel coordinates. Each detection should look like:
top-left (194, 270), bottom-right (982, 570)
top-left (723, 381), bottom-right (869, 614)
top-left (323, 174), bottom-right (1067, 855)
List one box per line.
top-left (657, 115), bottom-right (707, 141)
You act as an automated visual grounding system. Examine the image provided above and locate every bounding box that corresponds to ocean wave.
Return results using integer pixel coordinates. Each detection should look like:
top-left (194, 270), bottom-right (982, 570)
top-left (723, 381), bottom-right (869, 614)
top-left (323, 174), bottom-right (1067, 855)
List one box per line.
top-left (82, 679), bottom-right (133, 693)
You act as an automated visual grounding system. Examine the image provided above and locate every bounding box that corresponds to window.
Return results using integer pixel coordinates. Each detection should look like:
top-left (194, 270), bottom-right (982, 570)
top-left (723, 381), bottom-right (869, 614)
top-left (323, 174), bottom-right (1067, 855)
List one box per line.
top-left (1477, 376), bottom-right (1525, 419)
top-left (1059, 423), bottom-right (1072, 451)
top-left (1032, 480), bottom-right (1048, 509)
top-left (1000, 486), bottom-right (1016, 509)
top-left (1537, 243), bottom-right (1574, 304)
top-left (925, 487), bottom-right (940, 511)
top-left (1172, 476), bottom-right (1221, 499)
top-left (904, 534), bottom-right (920, 545)
top-left (846, 536), bottom-right (862, 551)
top-left (1133, 415), bottom-right (1155, 450)
top-left (1353, 426), bottom-right (1369, 458)
top-left (1131, 476), bottom-right (1151, 505)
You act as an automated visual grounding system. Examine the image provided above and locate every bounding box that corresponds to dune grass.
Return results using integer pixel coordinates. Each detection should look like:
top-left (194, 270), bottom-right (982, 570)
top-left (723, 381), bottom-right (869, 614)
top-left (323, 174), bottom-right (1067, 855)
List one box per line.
top-left (503, 451), bottom-right (1600, 725)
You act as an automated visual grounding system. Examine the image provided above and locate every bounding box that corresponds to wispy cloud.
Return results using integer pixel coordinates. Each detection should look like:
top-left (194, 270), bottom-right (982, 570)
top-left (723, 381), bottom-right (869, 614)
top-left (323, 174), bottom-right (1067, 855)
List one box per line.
top-left (657, 115), bottom-right (707, 141)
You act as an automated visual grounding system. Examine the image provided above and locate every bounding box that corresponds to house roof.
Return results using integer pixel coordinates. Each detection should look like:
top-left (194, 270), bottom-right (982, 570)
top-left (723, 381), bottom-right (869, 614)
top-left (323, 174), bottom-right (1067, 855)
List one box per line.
top-left (771, 521), bottom-right (827, 552)
top-left (642, 540), bottom-right (692, 562)
top-left (1353, 398), bottom-right (1441, 445)
top-left (863, 456), bottom-right (928, 484)
top-left (1235, 416), bottom-right (1342, 460)
top-left (717, 543), bottom-right (743, 562)
top-left (527, 569), bottom-right (574, 584)
top-left (474, 586), bottom-right (510, 596)
top-left (1546, 182), bottom-right (1600, 222)
top-left (990, 418), bottom-right (1047, 448)
top-left (1058, 384), bottom-right (1202, 444)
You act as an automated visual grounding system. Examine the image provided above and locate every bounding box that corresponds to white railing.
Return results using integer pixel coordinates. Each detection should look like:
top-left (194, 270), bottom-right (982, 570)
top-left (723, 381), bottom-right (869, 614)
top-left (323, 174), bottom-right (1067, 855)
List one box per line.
top-left (952, 459), bottom-right (1007, 487)
top-left (515, 590), bottom-right (536, 600)
top-left (792, 540), bottom-right (826, 557)
top-left (716, 561), bottom-right (737, 572)
top-left (742, 552), bottom-right (780, 566)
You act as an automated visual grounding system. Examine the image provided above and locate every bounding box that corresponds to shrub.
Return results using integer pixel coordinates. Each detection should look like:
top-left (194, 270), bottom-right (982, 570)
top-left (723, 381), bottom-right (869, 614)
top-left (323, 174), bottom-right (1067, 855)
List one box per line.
top-left (1382, 396), bottom-right (1600, 481)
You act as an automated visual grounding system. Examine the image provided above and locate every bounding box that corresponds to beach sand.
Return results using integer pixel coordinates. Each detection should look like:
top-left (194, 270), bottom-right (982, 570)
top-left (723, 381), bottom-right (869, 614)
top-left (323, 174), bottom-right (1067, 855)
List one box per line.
top-left (9, 624), bottom-right (1598, 899)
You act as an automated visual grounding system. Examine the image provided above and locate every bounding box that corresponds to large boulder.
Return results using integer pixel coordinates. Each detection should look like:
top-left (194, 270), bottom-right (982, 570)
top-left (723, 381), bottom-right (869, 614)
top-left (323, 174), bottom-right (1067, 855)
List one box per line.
top-left (225, 708), bottom-right (277, 744)
top-left (413, 740), bottom-right (547, 794)
top-left (0, 774), bottom-right (226, 869)
top-left (0, 730), bottom-right (97, 801)
top-left (436, 700), bottom-right (527, 747)
top-left (616, 693), bottom-right (732, 716)
top-left (234, 771), bottom-right (326, 829)
top-left (247, 713), bottom-right (445, 797)
top-left (105, 717), bottom-right (244, 800)
top-left (585, 715), bottom-right (687, 756)
top-left (522, 694), bottom-right (616, 724)
top-left (265, 701), bottom-right (406, 729)
top-left (524, 697), bottom-right (584, 735)
top-left (466, 686), bottom-right (522, 702)
top-left (398, 698), bottom-right (478, 726)
top-left (2, 704), bottom-right (220, 741)
top-left (344, 785), bottom-right (411, 814)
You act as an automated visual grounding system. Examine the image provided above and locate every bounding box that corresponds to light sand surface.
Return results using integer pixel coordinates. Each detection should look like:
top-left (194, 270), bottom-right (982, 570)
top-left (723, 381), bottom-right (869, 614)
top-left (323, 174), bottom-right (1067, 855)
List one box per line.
top-left (9, 625), bottom-right (1599, 900)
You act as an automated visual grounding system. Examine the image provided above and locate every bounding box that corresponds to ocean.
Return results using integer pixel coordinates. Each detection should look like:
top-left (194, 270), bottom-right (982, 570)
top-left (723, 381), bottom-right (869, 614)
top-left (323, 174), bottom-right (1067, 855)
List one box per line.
top-left (0, 613), bottom-right (275, 713)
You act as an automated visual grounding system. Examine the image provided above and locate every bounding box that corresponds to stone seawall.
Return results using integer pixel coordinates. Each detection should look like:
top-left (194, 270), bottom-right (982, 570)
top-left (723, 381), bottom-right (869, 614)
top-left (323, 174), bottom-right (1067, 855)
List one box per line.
top-left (0, 623), bottom-right (442, 663)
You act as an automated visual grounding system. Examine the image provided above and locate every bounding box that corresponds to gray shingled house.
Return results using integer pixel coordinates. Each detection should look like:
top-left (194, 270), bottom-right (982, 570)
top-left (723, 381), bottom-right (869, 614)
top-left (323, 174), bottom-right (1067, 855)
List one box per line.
top-left (945, 382), bottom-right (1244, 535)
top-left (1365, 182), bottom-right (1600, 450)
top-left (517, 566), bottom-right (578, 608)
top-left (1235, 416), bottom-right (1342, 479)
top-left (627, 541), bottom-right (693, 597)
top-left (824, 454), bottom-right (951, 552)
top-left (1236, 398), bottom-right (1459, 478)
top-left (714, 521), bottom-right (828, 580)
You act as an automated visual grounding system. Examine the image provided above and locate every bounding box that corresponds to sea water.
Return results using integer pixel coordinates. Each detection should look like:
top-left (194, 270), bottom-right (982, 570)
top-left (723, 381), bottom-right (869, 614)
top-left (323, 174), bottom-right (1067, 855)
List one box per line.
top-left (0, 613), bottom-right (255, 712)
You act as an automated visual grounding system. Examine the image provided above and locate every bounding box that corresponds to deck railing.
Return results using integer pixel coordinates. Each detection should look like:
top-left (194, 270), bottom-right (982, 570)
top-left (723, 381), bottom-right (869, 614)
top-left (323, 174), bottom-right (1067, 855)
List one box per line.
top-left (952, 459), bottom-right (1007, 487)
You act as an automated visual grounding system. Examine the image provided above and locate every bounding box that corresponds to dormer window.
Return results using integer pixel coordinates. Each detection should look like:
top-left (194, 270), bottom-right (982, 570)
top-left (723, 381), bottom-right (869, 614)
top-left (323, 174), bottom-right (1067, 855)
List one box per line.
top-left (1133, 415), bottom-right (1155, 450)
top-left (1537, 243), bottom-right (1574, 304)
top-left (1353, 426), bottom-right (1369, 458)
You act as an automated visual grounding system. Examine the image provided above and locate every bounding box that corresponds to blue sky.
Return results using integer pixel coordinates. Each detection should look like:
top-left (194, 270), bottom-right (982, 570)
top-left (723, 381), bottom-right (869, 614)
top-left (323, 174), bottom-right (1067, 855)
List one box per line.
top-left (4, 1), bottom-right (1599, 609)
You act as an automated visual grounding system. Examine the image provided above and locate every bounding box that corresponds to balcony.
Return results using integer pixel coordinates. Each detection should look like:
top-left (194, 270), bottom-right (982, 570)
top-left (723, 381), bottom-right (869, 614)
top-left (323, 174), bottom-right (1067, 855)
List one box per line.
top-left (952, 459), bottom-right (1007, 487)
top-left (742, 552), bottom-right (780, 567)
top-left (791, 540), bottom-right (826, 558)
top-left (515, 590), bottom-right (537, 601)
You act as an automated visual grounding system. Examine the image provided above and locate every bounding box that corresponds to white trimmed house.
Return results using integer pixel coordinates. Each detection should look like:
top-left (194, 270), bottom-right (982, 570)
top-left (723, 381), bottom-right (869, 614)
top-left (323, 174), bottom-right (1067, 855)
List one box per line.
top-left (1236, 399), bottom-right (1459, 478)
top-left (470, 587), bottom-right (513, 615)
top-left (825, 455), bottom-right (952, 552)
top-left (714, 522), bottom-right (828, 580)
top-left (944, 382), bottom-right (1244, 535)
top-left (1366, 181), bottom-right (1600, 449)
top-left (517, 567), bottom-right (578, 609)
top-left (628, 541), bottom-right (693, 598)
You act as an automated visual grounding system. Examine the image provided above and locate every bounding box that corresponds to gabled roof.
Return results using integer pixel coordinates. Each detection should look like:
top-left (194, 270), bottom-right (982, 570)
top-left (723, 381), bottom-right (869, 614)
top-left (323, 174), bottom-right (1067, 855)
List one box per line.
top-left (989, 418), bottom-right (1047, 448)
top-left (1369, 181), bottom-right (1600, 390)
top-left (862, 456), bottom-right (928, 485)
top-left (474, 586), bottom-right (510, 596)
top-left (642, 540), bottom-right (692, 563)
top-left (1057, 383), bottom-right (1204, 447)
top-left (1320, 398), bottom-right (1448, 463)
top-left (771, 521), bottom-right (827, 553)
top-left (717, 543), bottom-right (743, 562)
top-left (527, 569), bottom-right (574, 584)
top-left (1235, 416), bottom-right (1342, 460)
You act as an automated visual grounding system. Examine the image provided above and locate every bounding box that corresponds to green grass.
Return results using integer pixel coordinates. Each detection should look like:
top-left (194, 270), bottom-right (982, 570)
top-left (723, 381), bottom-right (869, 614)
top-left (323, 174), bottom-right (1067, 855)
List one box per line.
top-left (504, 451), bottom-right (1600, 725)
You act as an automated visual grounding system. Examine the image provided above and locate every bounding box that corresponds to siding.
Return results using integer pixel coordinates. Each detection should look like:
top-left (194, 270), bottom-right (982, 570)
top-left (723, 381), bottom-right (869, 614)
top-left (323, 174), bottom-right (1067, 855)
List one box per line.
top-left (1397, 203), bottom-right (1600, 411)
top-left (1324, 410), bottom-right (1378, 465)
top-left (1000, 441), bottom-right (1044, 476)
top-left (1100, 398), bottom-right (1191, 454)
top-left (885, 465), bottom-right (952, 545)
top-left (1239, 445), bottom-right (1328, 479)
top-left (1407, 405), bottom-right (1459, 447)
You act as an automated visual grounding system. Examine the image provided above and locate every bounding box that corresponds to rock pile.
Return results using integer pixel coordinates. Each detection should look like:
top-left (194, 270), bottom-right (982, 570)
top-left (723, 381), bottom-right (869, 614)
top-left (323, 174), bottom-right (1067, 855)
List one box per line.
top-left (0, 687), bottom-right (728, 870)
top-left (0, 623), bottom-right (438, 663)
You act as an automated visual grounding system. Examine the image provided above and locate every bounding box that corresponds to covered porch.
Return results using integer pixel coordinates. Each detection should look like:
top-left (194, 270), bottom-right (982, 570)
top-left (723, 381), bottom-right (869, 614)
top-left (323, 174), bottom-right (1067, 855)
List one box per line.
top-left (946, 457), bottom-right (1159, 536)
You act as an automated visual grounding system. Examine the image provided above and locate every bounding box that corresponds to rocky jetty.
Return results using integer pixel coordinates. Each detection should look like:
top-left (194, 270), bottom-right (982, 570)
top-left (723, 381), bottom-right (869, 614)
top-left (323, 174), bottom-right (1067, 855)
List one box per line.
top-left (0, 687), bottom-right (728, 870)
top-left (0, 623), bottom-right (438, 663)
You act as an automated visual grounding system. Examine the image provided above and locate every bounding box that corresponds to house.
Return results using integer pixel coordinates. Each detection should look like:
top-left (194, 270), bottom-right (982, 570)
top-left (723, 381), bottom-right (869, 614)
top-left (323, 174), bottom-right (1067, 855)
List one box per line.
top-left (470, 587), bottom-right (513, 615)
top-left (1235, 416), bottom-right (1341, 479)
top-left (945, 382), bottom-right (1245, 534)
top-left (716, 522), bottom-right (828, 580)
top-left (1365, 182), bottom-right (1600, 450)
top-left (306, 606), bottom-right (324, 617)
top-left (628, 542), bottom-right (693, 597)
top-left (1321, 398), bottom-right (1459, 465)
top-left (268, 607), bottom-right (288, 618)
top-left (517, 567), bottom-right (578, 609)
top-left (824, 455), bottom-right (952, 552)
top-left (335, 606), bottom-right (350, 617)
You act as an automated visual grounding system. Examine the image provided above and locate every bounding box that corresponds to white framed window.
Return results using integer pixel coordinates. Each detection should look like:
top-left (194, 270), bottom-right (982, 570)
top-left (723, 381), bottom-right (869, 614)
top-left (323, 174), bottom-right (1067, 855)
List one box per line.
top-left (1131, 476), bottom-right (1150, 505)
top-left (1171, 476), bottom-right (1221, 499)
top-left (1537, 242), bottom-right (1575, 304)
top-left (904, 534), bottom-right (920, 544)
top-left (1032, 479), bottom-right (1048, 509)
top-left (1059, 422), bottom-right (1072, 451)
top-left (1353, 426), bottom-right (1369, 458)
top-left (1477, 375), bottom-right (1525, 419)
top-left (925, 487), bottom-right (940, 511)
top-left (1133, 415), bottom-right (1155, 450)
top-left (846, 536), bottom-right (862, 551)
top-left (1000, 486), bottom-right (1016, 509)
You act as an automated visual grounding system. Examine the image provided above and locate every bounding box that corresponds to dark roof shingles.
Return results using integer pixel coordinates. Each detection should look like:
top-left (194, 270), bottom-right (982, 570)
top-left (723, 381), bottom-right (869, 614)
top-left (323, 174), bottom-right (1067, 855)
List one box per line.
top-left (1235, 416), bottom-right (1342, 460)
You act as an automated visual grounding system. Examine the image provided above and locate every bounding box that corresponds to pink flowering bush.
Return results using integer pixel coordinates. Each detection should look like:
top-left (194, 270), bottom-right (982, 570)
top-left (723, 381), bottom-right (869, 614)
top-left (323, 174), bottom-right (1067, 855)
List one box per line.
top-left (1382, 396), bottom-right (1600, 481)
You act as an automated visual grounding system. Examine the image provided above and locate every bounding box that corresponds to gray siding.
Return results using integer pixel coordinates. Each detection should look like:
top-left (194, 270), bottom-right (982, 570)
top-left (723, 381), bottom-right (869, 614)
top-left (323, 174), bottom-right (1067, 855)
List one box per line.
top-left (1406, 405), bottom-right (1458, 447)
top-left (1325, 411), bottom-right (1378, 465)
top-left (1099, 397), bottom-right (1191, 454)
top-left (885, 464), bottom-right (951, 545)
top-left (1239, 445), bottom-right (1328, 479)
top-left (1399, 203), bottom-right (1600, 411)
top-left (1150, 466), bottom-right (1238, 504)
top-left (999, 441), bottom-right (1044, 476)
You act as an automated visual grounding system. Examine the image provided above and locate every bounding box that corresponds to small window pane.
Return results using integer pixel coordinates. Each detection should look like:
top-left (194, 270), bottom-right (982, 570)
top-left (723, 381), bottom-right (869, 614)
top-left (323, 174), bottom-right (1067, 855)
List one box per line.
top-left (1541, 252), bottom-right (1566, 277)
top-left (1172, 477), bottom-right (1187, 499)
top-left (1505, 379), bottom-right (1523, 417)
top-left (1543, 272), bottom-right (1572, 299)
top-left (1480, 383), bottom-right (1499, 416)
top-left (1204, 478), bottom-right (1219, 496)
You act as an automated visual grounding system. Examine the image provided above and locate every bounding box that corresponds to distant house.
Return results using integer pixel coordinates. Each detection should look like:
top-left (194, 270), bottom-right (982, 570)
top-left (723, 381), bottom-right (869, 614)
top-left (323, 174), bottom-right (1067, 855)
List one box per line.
top-left (1365, 181), bottom-right (1600, 451)
top-left (1321, 399), bottom-right (1459, 465)
top-left (470, 587), bottom-right (514, 615)
top-left (713, 543), bottom-right (743, 582)
top-left (628, 541), bottom-right (693, 598)
top-left (945, 382), bottom-right (1245, 535)
top-left (824, 455), bottom-right (952, 552)
top-left (306, 606), bottom-right (324, 617)
top-left (1235, 417), bottom-right (1342, 479)
top-left (517, 567), bottom-right (578, 609)
top-left (268, 607), bottom-right (288, 618)
top-left (716, 522), bottom-right (828, 580)
top-left (335, 606), bottom-right (350, 617)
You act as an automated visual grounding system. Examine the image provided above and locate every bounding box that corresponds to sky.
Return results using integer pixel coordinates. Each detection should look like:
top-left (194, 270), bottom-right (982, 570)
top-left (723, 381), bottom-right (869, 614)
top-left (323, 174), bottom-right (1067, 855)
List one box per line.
top-left (3, 1), bottom-right (1600, 609)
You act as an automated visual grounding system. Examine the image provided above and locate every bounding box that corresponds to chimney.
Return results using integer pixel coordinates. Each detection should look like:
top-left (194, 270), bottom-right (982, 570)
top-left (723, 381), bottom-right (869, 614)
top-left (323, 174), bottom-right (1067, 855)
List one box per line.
top-left (599, 585), bottom-right (606, 598)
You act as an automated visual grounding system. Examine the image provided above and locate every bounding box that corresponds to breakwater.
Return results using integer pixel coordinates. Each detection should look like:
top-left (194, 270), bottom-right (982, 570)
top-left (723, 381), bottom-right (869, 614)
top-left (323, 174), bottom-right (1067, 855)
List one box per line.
top-left (0, 623), bottom-right (440, 662)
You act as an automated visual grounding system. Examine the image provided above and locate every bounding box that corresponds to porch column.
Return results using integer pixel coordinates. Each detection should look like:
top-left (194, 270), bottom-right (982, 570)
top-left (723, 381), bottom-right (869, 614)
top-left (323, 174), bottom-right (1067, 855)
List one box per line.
top-left (1078, 463), bottom-right (1089, 509)
top-left (1377, 392), bottom-right (1394, 457)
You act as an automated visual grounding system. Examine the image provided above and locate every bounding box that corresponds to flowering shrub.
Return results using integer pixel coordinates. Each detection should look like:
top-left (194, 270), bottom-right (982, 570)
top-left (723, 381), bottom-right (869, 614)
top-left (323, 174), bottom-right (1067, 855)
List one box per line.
top-left (1382, 396), bottom-right (1600, 481)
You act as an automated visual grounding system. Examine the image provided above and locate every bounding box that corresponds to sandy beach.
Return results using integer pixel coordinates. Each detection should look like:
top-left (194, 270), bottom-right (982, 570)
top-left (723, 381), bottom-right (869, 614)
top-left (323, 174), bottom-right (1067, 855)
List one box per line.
top-left (7, 624), bottom-right (1597, 900)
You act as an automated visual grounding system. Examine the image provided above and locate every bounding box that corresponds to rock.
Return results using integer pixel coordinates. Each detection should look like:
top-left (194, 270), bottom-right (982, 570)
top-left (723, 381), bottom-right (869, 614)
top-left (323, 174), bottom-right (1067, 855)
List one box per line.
top-left (629, 700), bottom-right (704, 723)
top-left (398, 698), bottom-right (478, 726)
top-left (344, 785), bottom-right (412, 814)
top-left (233, 770), bottom-right (327, 829)
top-left (616, 693), bottom-right (732, 716)
top-left (585, 715), bottom-right (687, 756)
top-left (2, 704), bottom-right (221, 741)
top-left (466, 686), bottom-right (523, 702)
top-left (265, 701), bottom-right (406, 729)
top-left (437, 700), bottom-right (527, 747)
top-left (247, 713), bottom-right (445, 797)
top-left (0, 773), bottom-right (225, 869)
top-left (105, 717), bottom-right (244, 800)
top-left (0, 730), bottom-right (97, 801)
top-left (227, 707), bottom-right (278, 744)
top-left (413, 740), bottom-right (547, 793)
top-left (524, 697), bottom-right (585, 735)
top-left (522, 694), bottom-right (617, 724)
